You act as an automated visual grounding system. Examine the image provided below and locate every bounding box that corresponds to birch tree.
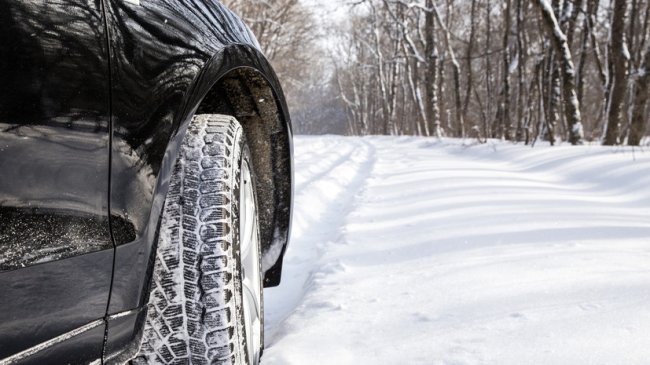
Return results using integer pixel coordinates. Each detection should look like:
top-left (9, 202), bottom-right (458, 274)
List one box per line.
top-left (535, 0), bottom-right (585, 144)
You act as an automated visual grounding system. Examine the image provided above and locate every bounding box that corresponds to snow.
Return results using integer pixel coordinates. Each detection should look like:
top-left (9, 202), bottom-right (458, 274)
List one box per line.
top-left (508, 55), bottom-right (519, 74)
top-left (623, 41), bottom-right (631, 61)
top-left (262, 136), bottom-right (650, 365)
top-left (572, 121), bottom-right (584, 136)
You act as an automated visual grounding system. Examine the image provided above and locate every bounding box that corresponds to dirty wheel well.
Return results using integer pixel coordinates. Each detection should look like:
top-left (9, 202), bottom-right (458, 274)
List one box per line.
top-left (196, 67), bottom-right (291, 287)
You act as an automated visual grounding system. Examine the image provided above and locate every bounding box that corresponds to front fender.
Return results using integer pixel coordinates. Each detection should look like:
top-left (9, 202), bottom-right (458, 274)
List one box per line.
top-left (102, 1), bottom-right (292, 361)
top-left (104, 42), bottom-right (292, 365)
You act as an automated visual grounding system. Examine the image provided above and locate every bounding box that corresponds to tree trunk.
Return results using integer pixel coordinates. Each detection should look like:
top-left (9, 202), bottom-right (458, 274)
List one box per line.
top-left (500, 0), bottom-right (513, 140)
top-left (515, 0), bottom-right (527, 142)
top-left (576, 0), bottom-right (591, 105)
top-left (536, 0), bottom-right (585, 145)
top-left (432, 1), bottom-right (464, 137)
top-left (604, 0), bottom-right (628, 145)
top-left (484, 0), bottom-right (493, 139)
top-left (629, 45), bottom-right (650, 145)
top-left (425, 0), bottom-right (442, 137)
top-left (463, 0), bottom-right (477, 132)
top-left (368, 3), bottom-right (390, 135)
top-left (544, 51), bottom-right (559, 145)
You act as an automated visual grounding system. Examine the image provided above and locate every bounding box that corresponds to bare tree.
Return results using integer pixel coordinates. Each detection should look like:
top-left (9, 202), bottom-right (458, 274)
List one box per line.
top-left (535, 0), bottom-right (585, 144)
top-left (222, 0), bottom-right (343, 134)
top-left (431, 1), bottom-right (463, 137)
top-left (424, 0), bottom-right (442, 137)
top-left (309, 0), bottom-right (647, 144)
top-left (604, 0), bottom-right (629, 145)
top-left (629, 45), bottom-right (650, 145)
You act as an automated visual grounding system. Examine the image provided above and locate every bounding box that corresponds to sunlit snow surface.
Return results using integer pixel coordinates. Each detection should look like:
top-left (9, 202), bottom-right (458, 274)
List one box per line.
top-left (262, 136), bottom-right (650, 365)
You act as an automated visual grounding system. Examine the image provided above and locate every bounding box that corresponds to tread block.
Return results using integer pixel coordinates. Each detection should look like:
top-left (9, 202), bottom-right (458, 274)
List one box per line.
top-left (204, 308), bottom-right (231, 328)
top-left (185, 301), bottom-right (203, 321)
top-left (204, 133), bottom-right (228, 145)
top-left (182, 216), bottom-right (198, 231)
top-left (201, 156), bottom-right (229, 169)
top-left (185, 161), bottom-right (201, 177)
top-left (206, 330), bottom-right (231, 347)
top-left (201, 168), bottom-right (229, 182)
top-left (203, 144), bottom-right (228, 157)
top-left (201, 272), bottom-right (232, 290)
top-left (200, 207), bottom-right (230, 223)
top-left (199, 180), bottom-right (228, 194)
top-left (199, 240), bottom-right (229, 255)
top-left (200, 223), bottom-right (230, 242)
top-left (204, 290), bottom-right (231, 308)
top-left (201, 255), bottom-right (228, 272)
top-left (199, 194), bottom-right (229, 208)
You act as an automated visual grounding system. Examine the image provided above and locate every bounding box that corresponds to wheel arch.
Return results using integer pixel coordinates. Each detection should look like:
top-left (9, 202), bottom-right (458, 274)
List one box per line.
top-left (195, 67), bottom-right (293, 287)
top-left (176, 44), bottom-right (293, 287)
top-left (108, 44), bottom-right (291, 318)
top-left (103, 18), bottom-right (291, 365)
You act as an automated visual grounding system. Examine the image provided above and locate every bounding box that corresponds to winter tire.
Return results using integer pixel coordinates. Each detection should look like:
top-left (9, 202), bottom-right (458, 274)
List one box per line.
top-left (131, 115), bottom-right (264, 365)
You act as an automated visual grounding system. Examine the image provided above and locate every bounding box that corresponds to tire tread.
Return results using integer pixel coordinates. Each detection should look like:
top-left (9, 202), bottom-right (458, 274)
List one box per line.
top-left (132, 115), bottom-right (246, 365)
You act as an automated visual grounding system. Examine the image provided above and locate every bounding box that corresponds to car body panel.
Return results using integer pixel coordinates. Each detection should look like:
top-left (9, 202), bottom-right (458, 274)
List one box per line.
top-left (0, 0), bottom-right (113, 360)
top-left (103, 307), bottom-right (148, 364)
top-left (1, 320), bottom-right (106, 365)
top-left (0, 0), bottom-right (292, 362)
top-left (105, 0), bottom-right (259, 251)
top-left (104, 0), bottom-right (293, 315)
top-left (0, 249), bottom-right (112, 362)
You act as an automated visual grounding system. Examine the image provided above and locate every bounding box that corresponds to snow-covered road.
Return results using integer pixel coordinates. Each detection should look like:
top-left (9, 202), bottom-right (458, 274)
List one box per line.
top-left (262, 136), bottom-right (650, 365)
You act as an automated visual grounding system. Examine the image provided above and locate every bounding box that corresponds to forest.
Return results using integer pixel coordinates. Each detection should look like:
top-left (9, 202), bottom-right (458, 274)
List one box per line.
top-left (223, 0), bottom-right (650, 146)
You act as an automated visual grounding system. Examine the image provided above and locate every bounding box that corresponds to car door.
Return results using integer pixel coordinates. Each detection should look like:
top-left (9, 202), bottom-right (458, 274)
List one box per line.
top-left (0, 0), bottom-right (113, 363)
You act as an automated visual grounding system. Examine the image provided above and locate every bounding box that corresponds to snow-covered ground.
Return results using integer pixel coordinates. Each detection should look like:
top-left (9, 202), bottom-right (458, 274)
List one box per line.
top-left (262, 136), bottom-right (650, 365)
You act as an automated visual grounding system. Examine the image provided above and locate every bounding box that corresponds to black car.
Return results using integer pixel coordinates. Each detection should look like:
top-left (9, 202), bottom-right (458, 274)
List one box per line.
top-left (0, 1), bottom-right (293, 364)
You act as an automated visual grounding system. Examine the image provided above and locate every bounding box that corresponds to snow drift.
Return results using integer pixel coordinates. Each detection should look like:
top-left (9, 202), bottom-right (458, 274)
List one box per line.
top-left (262, 136), bottom-right (650, 365)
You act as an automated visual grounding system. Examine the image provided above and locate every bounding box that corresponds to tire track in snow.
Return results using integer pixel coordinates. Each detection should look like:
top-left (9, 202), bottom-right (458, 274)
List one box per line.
top-left (263, 137), bottom-right (376, 345)
top-left (348, 139), bottom-right (650, 257)
top-left (262, 137), bottom-right (650, 365)
top-left (294, 141), bottom-right (357, 192)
